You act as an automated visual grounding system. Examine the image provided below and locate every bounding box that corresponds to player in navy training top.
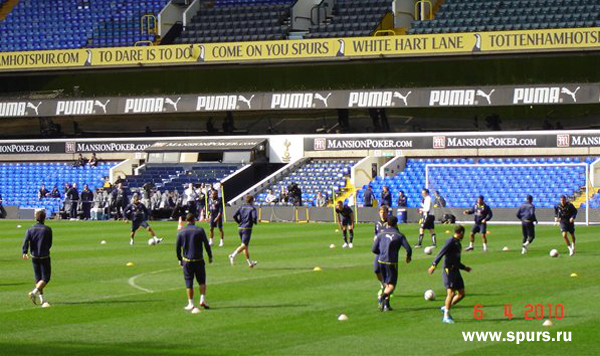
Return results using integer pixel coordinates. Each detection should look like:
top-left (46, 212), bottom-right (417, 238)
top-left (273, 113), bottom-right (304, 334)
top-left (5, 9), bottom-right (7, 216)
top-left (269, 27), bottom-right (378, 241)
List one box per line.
top-left (335, 201), bottom-right (354, 248)
top-left (372, 216), bottom-right (412, 312)
top-left (373, 205), bottom-right (389, 295)
top-left (176, 213), bottom-right (213, 311)
top-left (229, 195), bottom-right (258, 268)
top-left (124, 194), bottom-right (161, 245)
top-left (463, 195), bottom-right (493, 252)
top-left (428, 225), bottom-right (472, 324)
top-left (22, 210), bottom-right (53, 307)
top-left (208, 190), bottom-right (225, 247)
top-left (554, 195), bottom-right (578, 256)
top-left (516, 195), bottom-right (537, 254)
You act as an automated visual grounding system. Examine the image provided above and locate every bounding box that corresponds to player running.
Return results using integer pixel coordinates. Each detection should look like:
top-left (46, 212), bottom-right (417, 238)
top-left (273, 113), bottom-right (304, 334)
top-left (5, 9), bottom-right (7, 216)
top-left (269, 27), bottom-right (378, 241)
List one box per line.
top-left (229, 195), bottom-right (258, 268)
top-left (208, 190), bottom-right (224, 247)
top-left (125, 193), bottom-right (161, 245)
top-left (516, 195), bottom-right (537, 254)
top-left (554, 195), bottom-right (577, 256)
top-left (372, 216), bottom-right (412, 312)
top-left (22, 210), bottom-right (53, 308)
top-left (335, 201), bottom-right (355, 248)
top-left (374, 205), bottom-right (389, 296)
top-left (464, 195), bottom-right (493, 252)
top-left (176, 213), bottom-right (213, 311)
top-left (416, 188), bottom-right (436, 248)
top-left (428, 225), bottom-right (472, 324)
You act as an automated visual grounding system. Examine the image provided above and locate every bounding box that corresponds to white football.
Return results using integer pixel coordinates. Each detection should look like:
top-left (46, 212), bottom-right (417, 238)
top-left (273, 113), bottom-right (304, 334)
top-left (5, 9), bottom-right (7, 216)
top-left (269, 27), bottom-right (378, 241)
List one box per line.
top-left (148, 238), bottom-right (157, 246)
top-left (424, 246), bottom-right (434, 255)
top-left (549, 249), bottom-right (559, 258)
top-left (424, 289), bottom-right (436, 301)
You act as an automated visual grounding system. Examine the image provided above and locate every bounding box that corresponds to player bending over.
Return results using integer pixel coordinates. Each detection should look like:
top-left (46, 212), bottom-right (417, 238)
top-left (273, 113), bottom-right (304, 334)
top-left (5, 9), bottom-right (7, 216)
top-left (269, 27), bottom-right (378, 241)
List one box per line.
top-left (374, 205), bottom-right (389, 296)
top-left (229, 195), bottom-right (258, 268)
top-left (416, 189), bottom-right (436, 248)
top-left (428, 224), bottom-right (472, 324)
top-left (372, 216), bottom-right (412, 312)
top-left (125, 194), bottom-right (161, 245)
top-left (208, 190), bottom-right (225, 247)
top-left (463, 195), bottom-right (493, 252)
top-left (176, 213), bottom-right (213, 311)
top-left (22, 210), bottom-right (53, 308)
top-left (554, 195), bottom-right (577, 256)
top-left (335, 201), bottom-right (355, 248)
top-left (516, 195), bottom-right (537, 254)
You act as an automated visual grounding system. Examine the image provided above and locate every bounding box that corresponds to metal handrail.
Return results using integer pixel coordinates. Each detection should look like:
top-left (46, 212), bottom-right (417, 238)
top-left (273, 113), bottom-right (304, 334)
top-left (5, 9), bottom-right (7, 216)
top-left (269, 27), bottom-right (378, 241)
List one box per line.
top-left (373, 29), bottom-right (396, 37)
top-left (135, 40), bottom-right (154, 46)
top-left (415, 0), bottom-right (433, 21)
top-left (141, 14), bottom-right (158, 35)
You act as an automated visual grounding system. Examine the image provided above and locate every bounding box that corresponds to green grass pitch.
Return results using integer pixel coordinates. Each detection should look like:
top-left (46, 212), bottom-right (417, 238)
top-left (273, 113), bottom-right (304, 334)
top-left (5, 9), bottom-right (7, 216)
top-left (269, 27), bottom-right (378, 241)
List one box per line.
top-left (1, 219), bottom-right (599, 355)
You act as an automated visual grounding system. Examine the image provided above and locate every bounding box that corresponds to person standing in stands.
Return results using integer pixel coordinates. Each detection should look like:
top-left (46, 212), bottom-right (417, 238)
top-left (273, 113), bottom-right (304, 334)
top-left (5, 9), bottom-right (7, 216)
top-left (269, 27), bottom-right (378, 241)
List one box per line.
top-left (197, 185), bottom-right (207, 221)
top-left (38, 184), bottom-right (49, 200)
top-left (74, 153), bottom-right (86, 167)
top-left (184, 183), bottom-right (199, 217)
top-left (66, 183), bottom-right (80, 219)
top-left (380, 185), bottom-right (392, 208)
top-left (0, 192), bottom-right (6, 219)
top-left (89, 153), bottom-right (99, 167)
top-left (364, 185), bottom-right (374, 207)
top-left (265, 189), bottom-right (278, 205)
top-left (63, 182), bottom-right (71, 195)
top-left (80, 184), bottom-right (94, 220)
top-left (397, 190), bottom-right (407, 207)
top-left (315, 191), bottom-right (326, 207)
top-left (22, 210), bottom-right (53, 308)
top-left (434, 191), bottom-right (447, 208)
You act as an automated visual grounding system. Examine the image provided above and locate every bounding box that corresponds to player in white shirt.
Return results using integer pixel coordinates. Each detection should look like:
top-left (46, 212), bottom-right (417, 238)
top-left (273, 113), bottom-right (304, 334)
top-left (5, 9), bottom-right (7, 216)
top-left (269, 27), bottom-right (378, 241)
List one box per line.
top-left (416, 188), bottom-right (437, 248)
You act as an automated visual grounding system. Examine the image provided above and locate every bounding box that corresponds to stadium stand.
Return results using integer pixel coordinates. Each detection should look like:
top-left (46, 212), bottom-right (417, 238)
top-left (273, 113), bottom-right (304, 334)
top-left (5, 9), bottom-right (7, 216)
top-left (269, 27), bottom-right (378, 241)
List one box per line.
top-left (123, 163), bottom-right (242, 192)
top-left (174, 0), bottom-right (293, 44)
top-left (305, 0), bottom-right (393, 39)
top-left (357, 157), bottom-right (597, 208)
top-left (255, 159), bottom-right (356, 207)
top-left (0, 161), bottom-right (116, 215)
top-left (409, 0), bottom-right (600, 35)
top-left (0, 0), bottom-right (167, 52)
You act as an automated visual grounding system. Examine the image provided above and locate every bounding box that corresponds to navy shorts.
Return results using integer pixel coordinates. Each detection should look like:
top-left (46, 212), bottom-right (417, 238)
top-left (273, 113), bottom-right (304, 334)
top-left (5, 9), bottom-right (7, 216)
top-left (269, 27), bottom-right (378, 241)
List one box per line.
top-left (380, 263), bottom-right (398, 285)
top-left (421, 215), bottom-right (435, 229)
top-left (560, 222), bottom-right (575, 234)
top-left (239, 229), bottom-right (252, 246)
top-left (522, 222), bottom-right (535, 239)
top-left (32, 257), bottom-right (51, 283)
top-left (183, 260), bottom-right (206, 288)
top-left (341, 217), bottom-right (352, 226)
top-left (472, 223), bottom-right (487, 234)
top-left (132, 219), bottom-right (149, 231)
top-left (443, 268), bottom-right (464, 290)
top-left (210, 216), bottom-right (223, 228)
top-left (374, 256), bottom-right (381, 274)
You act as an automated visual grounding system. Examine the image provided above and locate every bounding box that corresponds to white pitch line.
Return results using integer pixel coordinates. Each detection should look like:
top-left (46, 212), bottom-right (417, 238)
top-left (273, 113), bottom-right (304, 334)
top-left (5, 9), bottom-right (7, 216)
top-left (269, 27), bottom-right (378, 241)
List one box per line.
top-left (128, 268), bottom-right (177, 293)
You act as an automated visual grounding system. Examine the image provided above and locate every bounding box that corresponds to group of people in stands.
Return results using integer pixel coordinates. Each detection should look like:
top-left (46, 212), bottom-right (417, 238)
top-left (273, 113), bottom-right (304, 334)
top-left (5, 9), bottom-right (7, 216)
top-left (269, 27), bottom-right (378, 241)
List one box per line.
top-left (38, 180), bottom-right (222, 221)
top-left (73, 153), bottom-right (99, 167)
top-left (362, 186), bottom-right (446, 208)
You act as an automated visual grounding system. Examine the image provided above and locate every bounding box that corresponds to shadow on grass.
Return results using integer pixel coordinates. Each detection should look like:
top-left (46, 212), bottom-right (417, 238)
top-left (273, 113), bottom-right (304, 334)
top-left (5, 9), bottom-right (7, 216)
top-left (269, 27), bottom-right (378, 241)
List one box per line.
top-left (211, 303), bottom-right (308, 310)
top-left (0, 282), bottom-right (28, 287)
top-left (55, 299), bottom-right (162, 306)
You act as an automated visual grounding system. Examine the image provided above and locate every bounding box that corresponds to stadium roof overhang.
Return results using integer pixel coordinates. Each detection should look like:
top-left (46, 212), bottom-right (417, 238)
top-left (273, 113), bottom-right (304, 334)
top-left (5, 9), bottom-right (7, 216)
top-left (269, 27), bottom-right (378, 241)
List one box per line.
top-left (145, 139), bottom-right (267, 153)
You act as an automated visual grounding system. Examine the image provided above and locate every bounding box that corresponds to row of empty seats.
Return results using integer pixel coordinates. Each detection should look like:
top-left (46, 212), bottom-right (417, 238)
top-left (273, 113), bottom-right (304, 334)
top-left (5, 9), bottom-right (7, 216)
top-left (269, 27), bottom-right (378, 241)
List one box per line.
top-left (0, 162), bottom-right (116, 215)
top-left (174, 1), bottom-right (292, 44)
top-left (123, 163), bottom-right (241, 193)
top-left (357, 157), bottom-right (596, 208)
top-left (305, 0), bottom-right (392, 39)
top-left (0, 0), bottom-right (168, 52)
top-left (409, 0), bottom-right (600, 35)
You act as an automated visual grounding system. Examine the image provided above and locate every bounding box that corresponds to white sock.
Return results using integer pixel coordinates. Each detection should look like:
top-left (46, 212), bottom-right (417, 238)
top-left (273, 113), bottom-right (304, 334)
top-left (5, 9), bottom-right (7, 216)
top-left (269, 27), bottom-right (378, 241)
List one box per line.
top-left (200, 294), bottom-right (205, 304)
top-left (231, 250), bottom-right (238, 258)
top-left (469, 242), bottom-right (474, 248)
top-left (444, 309), bottom-right (450, 319)
top-left (32, 288), bottom-right (39, 295)
top-left (39, 294), bottom-right (46, 303)
top-left (187, 299), bottom-right (193, 305)
top-left (523, 241), bottom-right (529, 246)
top-left (247, 259), bottom-right (252, 266)
top-left (483, 243), bottom-right (487, 249)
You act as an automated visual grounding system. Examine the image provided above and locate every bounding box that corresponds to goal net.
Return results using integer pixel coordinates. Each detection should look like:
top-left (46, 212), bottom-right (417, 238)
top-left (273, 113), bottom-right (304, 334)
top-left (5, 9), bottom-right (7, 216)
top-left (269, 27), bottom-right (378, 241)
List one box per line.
top-left (425, 163), bottom-right (591, 225)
